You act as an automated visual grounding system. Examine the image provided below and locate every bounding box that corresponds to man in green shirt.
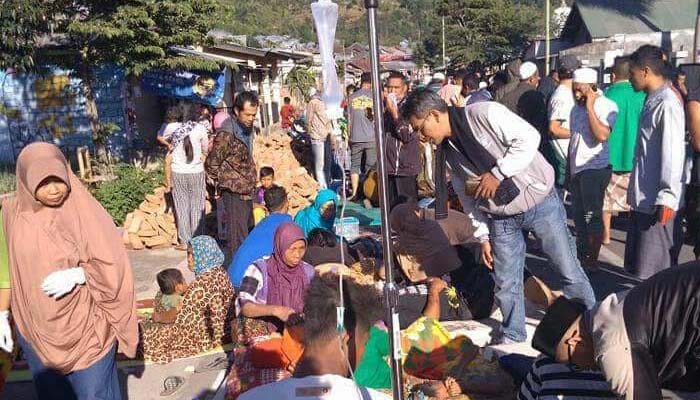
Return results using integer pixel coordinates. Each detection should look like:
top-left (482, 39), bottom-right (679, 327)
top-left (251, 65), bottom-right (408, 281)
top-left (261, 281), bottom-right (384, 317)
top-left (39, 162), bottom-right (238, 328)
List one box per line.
top-left (602, 56), bottom-right (646, 243)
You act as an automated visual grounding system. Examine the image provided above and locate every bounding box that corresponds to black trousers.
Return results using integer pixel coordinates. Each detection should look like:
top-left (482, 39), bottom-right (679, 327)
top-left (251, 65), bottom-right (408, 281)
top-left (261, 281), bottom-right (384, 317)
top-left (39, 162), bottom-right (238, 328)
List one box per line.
top-left (222, 191), bottom-right (253, 256)
top-left (388, 174), bottom-right (418, 209)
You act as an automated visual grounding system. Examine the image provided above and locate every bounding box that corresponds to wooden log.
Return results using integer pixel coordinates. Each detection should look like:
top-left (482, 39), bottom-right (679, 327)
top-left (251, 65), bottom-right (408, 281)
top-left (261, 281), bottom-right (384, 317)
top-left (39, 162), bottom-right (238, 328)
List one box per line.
top-left (156, 215), bottom-right (177, 235)
top-left (163, 213), bottom-right (175, 224)
top-left (144, 235), bottom-right (169, 248)
top-left (145, 194), bottom-right (162, 205)
top-left (138, 201), bottom-right (160, 214)
top-left (127, 214), bottom-right (143, 234)
top-left (144, 214), bottom-right (159, 232)
top-left (123, 213), bottom-right (134, 230)
top-left (129, 234), bottom-right (145, 250)
top-left (122, 230), bottom-right (131, 246)
top-left (137, 229), bottom-right (158, 237)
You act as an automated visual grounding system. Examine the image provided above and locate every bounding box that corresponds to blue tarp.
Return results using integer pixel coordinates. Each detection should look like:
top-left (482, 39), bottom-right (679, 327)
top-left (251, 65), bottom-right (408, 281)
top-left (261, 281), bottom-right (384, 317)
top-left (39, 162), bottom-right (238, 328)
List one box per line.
top-left (140, 69), bottom-right (225, 106)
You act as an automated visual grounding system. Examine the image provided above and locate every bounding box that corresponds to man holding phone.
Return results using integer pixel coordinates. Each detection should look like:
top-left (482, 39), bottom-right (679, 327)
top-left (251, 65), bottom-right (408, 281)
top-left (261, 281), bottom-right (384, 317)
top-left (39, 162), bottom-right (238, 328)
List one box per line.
top-left (568, 68), bottom-right (618, 271)
top-left (384, 71), bottom-right (420, 208)
top-left (402, 89), bottom-right (596, 344)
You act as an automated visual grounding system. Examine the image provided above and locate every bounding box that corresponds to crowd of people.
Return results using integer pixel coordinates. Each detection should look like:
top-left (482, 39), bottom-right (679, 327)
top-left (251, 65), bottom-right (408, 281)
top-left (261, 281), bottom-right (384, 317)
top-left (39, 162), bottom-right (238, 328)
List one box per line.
top-left (0, 42), bottom-right (699, 400)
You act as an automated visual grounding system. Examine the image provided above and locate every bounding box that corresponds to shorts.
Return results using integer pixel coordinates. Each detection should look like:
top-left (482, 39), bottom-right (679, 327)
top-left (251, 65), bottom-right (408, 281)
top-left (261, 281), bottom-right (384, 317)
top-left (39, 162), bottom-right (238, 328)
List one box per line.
top-left (350, 142), bottom-right (377, 174)
top-left (603, 172), bottom-right (631, 213)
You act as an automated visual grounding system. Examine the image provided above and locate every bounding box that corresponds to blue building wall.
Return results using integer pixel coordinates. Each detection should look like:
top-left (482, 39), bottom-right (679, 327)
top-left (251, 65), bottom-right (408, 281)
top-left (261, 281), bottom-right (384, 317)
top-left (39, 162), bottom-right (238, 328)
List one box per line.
top-left (0, 65), bottom-right (128, 164)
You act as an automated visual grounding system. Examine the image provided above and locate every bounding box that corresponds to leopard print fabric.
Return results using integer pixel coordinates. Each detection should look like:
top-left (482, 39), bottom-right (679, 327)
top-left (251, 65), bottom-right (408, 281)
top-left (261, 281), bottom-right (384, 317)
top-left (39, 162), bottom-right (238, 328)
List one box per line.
top-left (141, 267), bottom-right (235, 363)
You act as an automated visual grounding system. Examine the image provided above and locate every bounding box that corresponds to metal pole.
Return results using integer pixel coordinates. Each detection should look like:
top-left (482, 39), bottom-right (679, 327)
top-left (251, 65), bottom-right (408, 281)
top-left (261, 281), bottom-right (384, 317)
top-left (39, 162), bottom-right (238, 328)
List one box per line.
top-left (364, 0), bottom-right (404, 399)
top-left (694, 0), bottom-right (700, 62)
top-left (545, 0), bottom-right (551, 74)
top-left (442, 16), bottom-right (447, 69)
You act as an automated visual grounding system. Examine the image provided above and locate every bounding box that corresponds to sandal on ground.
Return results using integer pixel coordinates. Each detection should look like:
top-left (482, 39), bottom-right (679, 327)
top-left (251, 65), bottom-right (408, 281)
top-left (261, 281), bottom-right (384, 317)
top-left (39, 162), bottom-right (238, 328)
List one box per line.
top-left (174, 244), bottom-right (187, 251)
top-left (160, 376), bottom-right (185, 397)
top-left (524, 276), bottom-right (556, 309)
top-left (195, 355), bottom-right (229, 373)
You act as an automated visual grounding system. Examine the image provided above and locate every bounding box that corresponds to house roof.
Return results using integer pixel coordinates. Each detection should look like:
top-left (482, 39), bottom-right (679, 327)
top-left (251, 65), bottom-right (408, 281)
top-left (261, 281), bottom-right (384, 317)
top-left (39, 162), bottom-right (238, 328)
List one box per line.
top-left (563, 0), bottom-right (698, 39)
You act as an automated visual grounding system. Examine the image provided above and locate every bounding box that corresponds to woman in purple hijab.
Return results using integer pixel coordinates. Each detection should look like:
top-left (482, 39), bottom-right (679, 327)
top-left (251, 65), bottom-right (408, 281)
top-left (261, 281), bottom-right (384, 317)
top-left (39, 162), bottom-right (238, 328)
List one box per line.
top-left (234, 222), bottom-right (315, 343)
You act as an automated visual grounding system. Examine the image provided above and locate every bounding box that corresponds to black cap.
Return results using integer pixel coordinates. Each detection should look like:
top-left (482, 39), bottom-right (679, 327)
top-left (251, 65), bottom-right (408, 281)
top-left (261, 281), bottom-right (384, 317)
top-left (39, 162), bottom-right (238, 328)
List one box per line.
top-left (532, 297), bottom-right (587, 359)
top-left (558, 55), bottom-right (581, 73)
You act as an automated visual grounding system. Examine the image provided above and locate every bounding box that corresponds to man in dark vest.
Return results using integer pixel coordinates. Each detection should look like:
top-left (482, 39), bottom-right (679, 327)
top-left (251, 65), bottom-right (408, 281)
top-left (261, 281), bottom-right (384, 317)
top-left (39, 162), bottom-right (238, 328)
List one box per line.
top-left (402, 89), bottom-right (595, 344)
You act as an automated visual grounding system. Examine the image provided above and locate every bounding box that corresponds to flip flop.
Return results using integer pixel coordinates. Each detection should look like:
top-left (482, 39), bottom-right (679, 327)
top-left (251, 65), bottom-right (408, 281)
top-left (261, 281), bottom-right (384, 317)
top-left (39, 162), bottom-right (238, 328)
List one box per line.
top-left (160, 375), bottom-right (185, 397)
top-left (195, 355), bottom-right (228, 373)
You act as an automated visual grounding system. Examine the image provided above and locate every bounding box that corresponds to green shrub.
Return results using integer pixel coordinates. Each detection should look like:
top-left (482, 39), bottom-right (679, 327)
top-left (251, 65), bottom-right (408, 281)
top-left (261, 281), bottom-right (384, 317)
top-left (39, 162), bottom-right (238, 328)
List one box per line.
top-left (92, 164), bottom-right (164, 225)
top-left (0, 166), bottom-right (16, 195)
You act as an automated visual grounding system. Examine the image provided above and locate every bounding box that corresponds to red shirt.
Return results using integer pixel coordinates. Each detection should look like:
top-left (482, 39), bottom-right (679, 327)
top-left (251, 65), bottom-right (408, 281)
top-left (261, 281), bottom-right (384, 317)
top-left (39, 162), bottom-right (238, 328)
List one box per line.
top-left (280, 104), bottom-right (295, 129)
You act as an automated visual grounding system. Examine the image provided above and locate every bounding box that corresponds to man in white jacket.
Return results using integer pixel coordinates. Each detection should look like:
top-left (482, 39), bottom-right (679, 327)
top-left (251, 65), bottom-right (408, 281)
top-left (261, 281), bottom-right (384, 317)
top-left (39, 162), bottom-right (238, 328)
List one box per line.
top-left (402, 89), bottom-right (596, 344)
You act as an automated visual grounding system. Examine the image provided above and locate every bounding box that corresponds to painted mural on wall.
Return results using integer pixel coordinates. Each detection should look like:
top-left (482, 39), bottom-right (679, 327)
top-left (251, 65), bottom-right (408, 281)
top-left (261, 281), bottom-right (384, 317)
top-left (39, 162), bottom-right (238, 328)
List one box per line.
top-left (0, 65), bottom-right (128, 164)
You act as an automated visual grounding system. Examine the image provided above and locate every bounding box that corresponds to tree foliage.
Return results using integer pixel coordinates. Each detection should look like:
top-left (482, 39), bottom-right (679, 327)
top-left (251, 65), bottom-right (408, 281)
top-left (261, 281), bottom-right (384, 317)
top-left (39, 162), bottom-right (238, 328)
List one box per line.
top-left (217, 0), bottom-right (542, 69)
top-left (63, 0), bottom-right (220, 75)
top-left (0, 0), bottom-right (56, 72)
top-left (437, 0), bottom-right (541, 66)
top-left (0, 0), bottom-right (222, 152)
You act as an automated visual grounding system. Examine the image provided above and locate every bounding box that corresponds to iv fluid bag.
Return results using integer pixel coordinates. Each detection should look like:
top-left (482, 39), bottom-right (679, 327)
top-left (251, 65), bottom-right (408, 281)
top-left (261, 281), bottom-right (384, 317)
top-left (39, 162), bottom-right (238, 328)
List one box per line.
top-left (311, 0), bottom-right (344, 120)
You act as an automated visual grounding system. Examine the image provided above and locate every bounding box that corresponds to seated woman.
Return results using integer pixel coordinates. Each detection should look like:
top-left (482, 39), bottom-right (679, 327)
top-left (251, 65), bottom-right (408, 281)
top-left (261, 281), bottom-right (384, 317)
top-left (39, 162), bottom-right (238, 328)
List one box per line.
top-left (390, 203), bottom-right (495, 323)
top-left (294, 189), bottom-right (338, 237)
top-left (234, 222), bottom-right (315, 344)
top-left (302, 228), bottom-right (357, 267)
top-left (142, 235), bottom-right (235, 363)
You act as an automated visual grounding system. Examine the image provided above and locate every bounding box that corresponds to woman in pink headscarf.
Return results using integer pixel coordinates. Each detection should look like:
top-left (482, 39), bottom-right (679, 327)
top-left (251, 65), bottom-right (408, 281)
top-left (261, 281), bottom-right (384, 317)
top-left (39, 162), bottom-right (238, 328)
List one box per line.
top-left (233, 222), bottom-right (315, 344)
top-left (1, 143), bottom-right (137, 399)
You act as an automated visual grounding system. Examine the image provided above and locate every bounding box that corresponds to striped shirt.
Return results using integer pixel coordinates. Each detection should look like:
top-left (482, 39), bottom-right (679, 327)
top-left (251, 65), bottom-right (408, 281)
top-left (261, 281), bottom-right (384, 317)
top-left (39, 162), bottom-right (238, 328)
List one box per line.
top-left (518, 357), bottom-right (616, 400)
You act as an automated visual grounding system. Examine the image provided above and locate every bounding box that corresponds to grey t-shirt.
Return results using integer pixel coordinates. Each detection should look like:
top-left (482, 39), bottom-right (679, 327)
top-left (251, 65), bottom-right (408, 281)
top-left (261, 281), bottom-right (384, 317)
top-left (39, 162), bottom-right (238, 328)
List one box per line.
top-left (348, 88), bottom-right (375, 143)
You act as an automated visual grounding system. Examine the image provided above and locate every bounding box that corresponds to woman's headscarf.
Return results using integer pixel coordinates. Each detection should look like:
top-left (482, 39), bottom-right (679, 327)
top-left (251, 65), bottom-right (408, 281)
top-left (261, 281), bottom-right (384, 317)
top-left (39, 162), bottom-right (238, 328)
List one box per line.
top-left (1, 142), bottom-right (137, 373)
top-left (189, 235), bottom-right (225, 276)
top-left (389, 202), bottom-right (462, 277)
top-left (266, 222), bottom-right (312, 313)
top-left (294, 188), bottom-right (338, 237)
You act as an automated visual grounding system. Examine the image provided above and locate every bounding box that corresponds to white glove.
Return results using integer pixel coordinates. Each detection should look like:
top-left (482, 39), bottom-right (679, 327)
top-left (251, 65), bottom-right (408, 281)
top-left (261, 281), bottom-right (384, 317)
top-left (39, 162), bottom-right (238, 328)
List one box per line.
top-left (0, 311), bottom-right (13, 353)
top-left (41, 267), bottom-right (86, 299)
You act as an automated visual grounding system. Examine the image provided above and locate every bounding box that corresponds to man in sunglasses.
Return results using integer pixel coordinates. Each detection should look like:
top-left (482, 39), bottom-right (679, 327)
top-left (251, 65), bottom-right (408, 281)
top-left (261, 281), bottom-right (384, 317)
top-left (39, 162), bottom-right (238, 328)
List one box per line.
top-left (533, 262), bottom-right (700, 399)
top-left (401, 89), bottom-right (595, 344)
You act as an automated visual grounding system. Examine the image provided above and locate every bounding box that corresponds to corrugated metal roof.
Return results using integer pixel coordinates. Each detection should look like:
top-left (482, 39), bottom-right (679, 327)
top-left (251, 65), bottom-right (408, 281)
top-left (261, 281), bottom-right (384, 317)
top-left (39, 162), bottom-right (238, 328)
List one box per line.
top-left (575, 0), bottom-right (698, 38)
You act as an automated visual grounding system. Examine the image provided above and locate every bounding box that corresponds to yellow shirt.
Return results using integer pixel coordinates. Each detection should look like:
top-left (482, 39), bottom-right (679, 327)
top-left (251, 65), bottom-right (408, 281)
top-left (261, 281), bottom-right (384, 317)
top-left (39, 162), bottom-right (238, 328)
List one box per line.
top-left (0, 212), bottom-right (10, 289)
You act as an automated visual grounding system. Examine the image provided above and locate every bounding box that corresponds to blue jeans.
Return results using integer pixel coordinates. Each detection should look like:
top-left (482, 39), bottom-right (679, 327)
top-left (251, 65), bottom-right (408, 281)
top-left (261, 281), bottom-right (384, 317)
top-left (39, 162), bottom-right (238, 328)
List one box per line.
top-left (489, 191), bottom-right (596, 342)
top-left (19, 334), bottom-right (121, 400)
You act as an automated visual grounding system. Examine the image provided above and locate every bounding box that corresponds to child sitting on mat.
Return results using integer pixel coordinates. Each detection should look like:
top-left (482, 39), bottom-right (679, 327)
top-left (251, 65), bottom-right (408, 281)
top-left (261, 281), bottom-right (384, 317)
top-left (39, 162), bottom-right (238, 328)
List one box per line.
top-left (152, 268), bottom-right (188, 324)
top-left (253, 167), bottom-right (277, 225)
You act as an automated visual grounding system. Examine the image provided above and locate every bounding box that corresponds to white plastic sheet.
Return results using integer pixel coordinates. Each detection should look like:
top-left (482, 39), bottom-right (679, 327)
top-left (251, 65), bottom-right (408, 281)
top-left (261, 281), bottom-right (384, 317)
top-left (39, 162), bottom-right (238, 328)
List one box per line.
top-left (311, 0), bottom-right (344, 120)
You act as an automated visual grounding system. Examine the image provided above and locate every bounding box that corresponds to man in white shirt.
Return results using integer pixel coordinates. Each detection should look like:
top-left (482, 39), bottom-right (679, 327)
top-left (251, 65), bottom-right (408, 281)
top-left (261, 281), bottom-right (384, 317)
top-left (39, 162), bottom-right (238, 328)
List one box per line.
top-left (548, 55), bottom-right (581, 194)
top-left (239, 277), bottom-right (391, 400)
top-left (569, 68), bottom-right (618, 271)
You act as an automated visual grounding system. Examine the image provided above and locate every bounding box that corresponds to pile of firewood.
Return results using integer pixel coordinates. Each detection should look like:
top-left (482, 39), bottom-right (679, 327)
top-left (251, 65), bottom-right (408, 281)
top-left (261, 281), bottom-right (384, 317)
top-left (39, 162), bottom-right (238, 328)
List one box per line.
top-left (253, 131), bottom-right (319, 216)
top-left (121, 187), bottom-right (178, 250)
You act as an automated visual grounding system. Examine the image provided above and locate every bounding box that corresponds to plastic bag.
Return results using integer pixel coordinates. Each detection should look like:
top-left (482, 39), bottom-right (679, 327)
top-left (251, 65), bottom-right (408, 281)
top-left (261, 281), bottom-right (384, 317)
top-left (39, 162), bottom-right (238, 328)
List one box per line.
top-left (311, 0), bottom-right (344, 120)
